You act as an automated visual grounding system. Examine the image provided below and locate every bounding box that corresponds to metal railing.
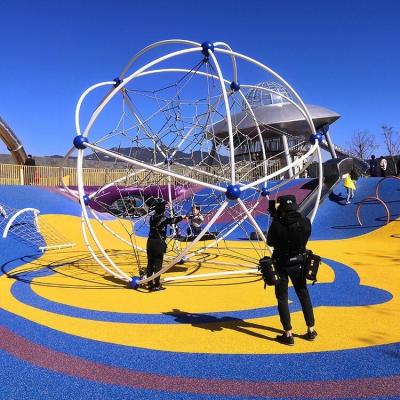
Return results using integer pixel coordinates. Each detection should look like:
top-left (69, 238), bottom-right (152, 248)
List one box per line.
top-left (0, 161), bottom-right (282, 187)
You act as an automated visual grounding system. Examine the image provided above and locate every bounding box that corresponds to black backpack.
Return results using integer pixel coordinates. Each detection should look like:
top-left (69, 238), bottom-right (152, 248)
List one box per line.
top-left (258, 256), bottom-right (281, 288)
top-left (303, 250), bottom-right (321, 284)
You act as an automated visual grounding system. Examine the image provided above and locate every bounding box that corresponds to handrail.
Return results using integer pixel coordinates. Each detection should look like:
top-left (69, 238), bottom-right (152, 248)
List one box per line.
top-left (0, 161), bottom-right (283, 187)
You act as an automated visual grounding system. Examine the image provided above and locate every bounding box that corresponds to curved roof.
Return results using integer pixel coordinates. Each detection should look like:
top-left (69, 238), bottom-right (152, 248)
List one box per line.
top-left (211, 103), bottom-right (340, 138)
top-left (244, 81), bottom-right (293, 108)
top-left (0, 117), bottom-right (27, 164)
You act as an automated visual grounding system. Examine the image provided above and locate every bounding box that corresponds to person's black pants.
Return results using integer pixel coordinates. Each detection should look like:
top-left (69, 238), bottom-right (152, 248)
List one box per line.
top-left (275, 264), bottom-right (315, 331)
top-left (187, 226), bottom-right (202, 236)
top-left (146, 238), bottom-right (165, 286)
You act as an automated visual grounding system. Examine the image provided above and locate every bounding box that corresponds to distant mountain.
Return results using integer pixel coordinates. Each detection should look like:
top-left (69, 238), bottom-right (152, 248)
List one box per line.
top-left (84, 146), bottom-right (229, 166)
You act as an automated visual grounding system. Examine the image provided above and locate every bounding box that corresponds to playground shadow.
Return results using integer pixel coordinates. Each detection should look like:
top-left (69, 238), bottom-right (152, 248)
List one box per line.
top-left (165, 273), bottom-right (261, 287)
top-left (328, 191), bottom-right (347, 206)
top-left (331, 224), bottom-right (384, 230)
top-left (1, 253), bottom-right (126, 289)
top-left (103, 275), bottom-right (132, 287)
top-left (163, 308), bottom-right (305, 342)
top-left (300, 180), bottom-right (318, 191)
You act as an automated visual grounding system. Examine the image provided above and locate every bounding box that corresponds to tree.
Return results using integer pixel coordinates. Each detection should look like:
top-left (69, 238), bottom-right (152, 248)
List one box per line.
top-left (347, 130), bottom-right (378, 160)
top-left (381, 125), bottom-right (400, 171)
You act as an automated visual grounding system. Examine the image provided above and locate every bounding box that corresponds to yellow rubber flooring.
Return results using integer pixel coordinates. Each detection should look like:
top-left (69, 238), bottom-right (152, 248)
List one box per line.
top-left (1, 214), bottom-right (399, 355)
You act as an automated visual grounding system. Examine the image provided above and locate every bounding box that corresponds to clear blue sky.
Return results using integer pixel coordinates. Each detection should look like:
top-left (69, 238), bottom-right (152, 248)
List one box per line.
top-left (0, 0), bottom-right (399, 156)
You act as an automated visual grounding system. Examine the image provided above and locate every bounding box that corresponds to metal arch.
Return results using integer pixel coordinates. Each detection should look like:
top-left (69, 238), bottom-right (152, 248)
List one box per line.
top-left (2, 208), bottom-right (40, 239)
top-left (74, 40), bottom-right (324, 285)
top-left (375, 176), bottom-right (400, 199)
top-left (355, 175), bottom-right (400, 227)
top-left (356, 196), bottom-right (390, 226)
top-left (0, 117), bottom-right (28, 165)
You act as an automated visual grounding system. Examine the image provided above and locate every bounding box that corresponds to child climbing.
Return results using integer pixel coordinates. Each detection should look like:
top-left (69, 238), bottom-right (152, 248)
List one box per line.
top-left (343, 171), bottom-right (356, 204)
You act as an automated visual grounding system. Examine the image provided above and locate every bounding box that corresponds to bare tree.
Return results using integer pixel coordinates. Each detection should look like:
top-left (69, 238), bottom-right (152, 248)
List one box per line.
top-left (347, 130), bottom-right (378, 160)
top-left (381, 125), bottom-right (400, 171)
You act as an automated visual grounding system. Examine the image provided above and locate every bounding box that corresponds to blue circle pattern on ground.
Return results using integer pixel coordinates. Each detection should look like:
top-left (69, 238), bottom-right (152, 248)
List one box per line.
top-left (8, 258), bottom-right (392, 324)
top-left (0, 182), bottom-right (400, 398)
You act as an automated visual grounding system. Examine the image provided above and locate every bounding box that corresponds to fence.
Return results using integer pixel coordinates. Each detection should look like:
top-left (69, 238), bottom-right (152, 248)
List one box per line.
top-left (0, 161), bottom-right (282, 187)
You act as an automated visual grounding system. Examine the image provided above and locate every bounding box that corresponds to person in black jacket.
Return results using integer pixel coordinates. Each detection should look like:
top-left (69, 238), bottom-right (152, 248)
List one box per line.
top-left (24, 154), bottom-right (36, 184)
top-left (146, 200), bottom-right (183, 291)
top-left (266, 195), bottom-right (317, 345)
top-left (369, 155), bottom-right (378, 177)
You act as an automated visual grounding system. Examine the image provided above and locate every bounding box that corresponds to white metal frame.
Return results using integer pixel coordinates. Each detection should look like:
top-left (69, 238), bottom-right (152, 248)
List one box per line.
top-left (2, 207), bottom-right (75, 252)
top-left (2, 208), bottom-right (40, 239)
top-left (73, 40), bottom-right (322, 285)
top-left (0, 205), bottom-right (7, 218)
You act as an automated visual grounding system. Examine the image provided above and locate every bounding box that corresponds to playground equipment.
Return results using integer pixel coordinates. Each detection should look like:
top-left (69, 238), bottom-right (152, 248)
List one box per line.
top-left (0, 117), bottom-right (28, 165)
top-left (66, 39), bottom-right (323, 287)
top-left (357, 176), bottom-right (400, 226)
top-left (0, 202), bottom-right (74, 252)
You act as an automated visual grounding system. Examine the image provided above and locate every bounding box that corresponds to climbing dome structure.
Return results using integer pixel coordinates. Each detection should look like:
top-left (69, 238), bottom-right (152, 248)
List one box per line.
top-left (65, 39), bottom-right (323, 287)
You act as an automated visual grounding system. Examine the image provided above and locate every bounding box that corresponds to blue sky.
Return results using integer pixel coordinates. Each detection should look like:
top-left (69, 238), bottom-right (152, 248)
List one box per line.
top-left (0, 0), bottom-right (399, 156)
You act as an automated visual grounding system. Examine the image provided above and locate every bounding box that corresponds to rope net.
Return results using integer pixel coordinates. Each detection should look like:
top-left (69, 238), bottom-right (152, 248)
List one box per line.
top-left (73, 50), bottom-right (315, 281)
top-left (0, 202), bottom-right (74, 252)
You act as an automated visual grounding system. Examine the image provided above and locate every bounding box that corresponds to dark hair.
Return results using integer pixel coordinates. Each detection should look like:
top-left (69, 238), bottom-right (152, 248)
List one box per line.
top-left (192, 204), bottom-right (201, 211)
top-left (27, 154), bottom-right (32, 158)
top-left (153, 199), bottom-right (166, 213)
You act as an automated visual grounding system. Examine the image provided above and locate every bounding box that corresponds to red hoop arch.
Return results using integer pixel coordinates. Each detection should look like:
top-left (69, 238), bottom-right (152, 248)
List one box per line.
top-left (375, 176), bottom-right (400, 199)
top-left (356, 196), bottom-right (390, 226)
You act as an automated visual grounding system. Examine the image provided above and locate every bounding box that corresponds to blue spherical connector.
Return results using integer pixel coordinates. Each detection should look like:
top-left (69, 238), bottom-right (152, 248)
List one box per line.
top-left (130, 276), bottom-right (140, 289)
top-left (309, 133), bottom-right (323, 145)
top-left (230, 81), bottom-right (241, 92)
top-left (82, 194), bottom-right (91, 206)
top-left (226, 184), bottom-right (241, 200)
top-left (261, 187), bottom-right (270, 197)
top-left (113, 77), bottom-right (122, 87)
top-left (73, 135), bottom-right (89, 149)
top-left (201, 41), bottom-right (214, 57)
